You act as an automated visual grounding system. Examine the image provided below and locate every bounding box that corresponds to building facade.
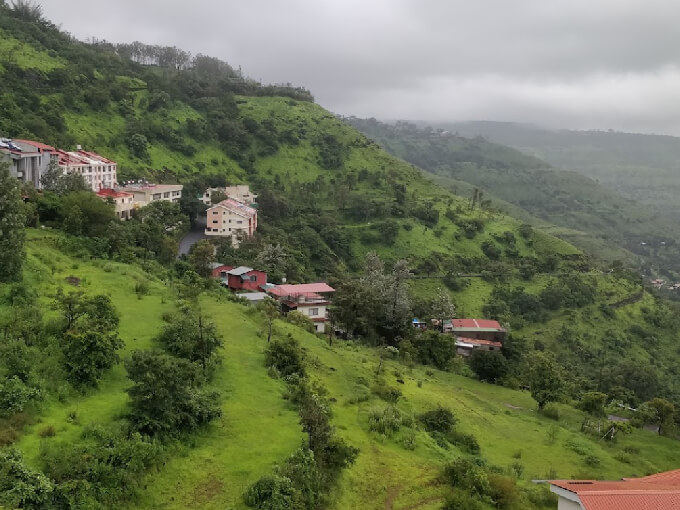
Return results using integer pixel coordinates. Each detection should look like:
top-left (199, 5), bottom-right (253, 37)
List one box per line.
top-left (117, 184), bottom-right (183, 207)
top-left (212, 265), bottom-right (267, 291)
top-left (57, 149), bottom-right (117, 192)
top-left (96, 188), bottom-right (135, 220)
top-left (0, 139), bottom-right (57, 188)
top-left (268, 283), bottom-right (335, 333)
top-left (444, 319), bottom-right (507, 342)
top-left (204, 198), bottom-right (258, 246)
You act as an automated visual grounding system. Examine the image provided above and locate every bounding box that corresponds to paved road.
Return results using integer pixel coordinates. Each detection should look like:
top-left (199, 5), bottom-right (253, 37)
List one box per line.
top-left (178, 217), bottom-right (207, 257)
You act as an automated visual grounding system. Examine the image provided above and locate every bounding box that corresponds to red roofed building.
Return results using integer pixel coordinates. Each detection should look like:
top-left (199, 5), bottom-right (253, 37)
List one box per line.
top-left (444, 318), bottom-right (507, 343)
top-left (268, 283), bottom-right (335, 333)
top-left (205, 198), bottom-right (258, 247)
top-left (57, 148), bottom-right (117, 192)
top-left (550, 469), bottom-right (680, 510)
top-left (96, 188), bottom-right (134, 220)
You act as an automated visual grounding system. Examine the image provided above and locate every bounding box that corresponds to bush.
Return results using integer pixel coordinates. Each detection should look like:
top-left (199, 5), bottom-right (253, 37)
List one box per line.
top-left (0, 377), bottom-right (40, 417)
top-left (442, 491), bottom-right (484, 510)
top-left (585, 455), bottom-right (601, 467)
top-left (368, 406), bottom-right (402, 436)
top-left (244, 475), bottom-right (298, 510)
top-left (418, 406), bottom-right (456, 434)
top-left (265, 337), bottom-right (306, 378)
top-left (469, 350), bottom-right (508, 383)
top-left (488, 474), bottom-right (520, 509)
top-left (373, 383), bottom-right (402, 404)
top-left (541, 403), bottom-right (561, 421)
top-left (443, 457), bottom-right (490, 496)
top-left (450, 430), bottom-right (481, 455)
top-left (38, 425), bottom-right (56, 438)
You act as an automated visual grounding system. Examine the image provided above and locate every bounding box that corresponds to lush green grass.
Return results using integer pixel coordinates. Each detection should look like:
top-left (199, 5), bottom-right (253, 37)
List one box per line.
top-left (0, 29), bottom-right (64, 71)
top-left (5, 232), bottom-right (680, 510)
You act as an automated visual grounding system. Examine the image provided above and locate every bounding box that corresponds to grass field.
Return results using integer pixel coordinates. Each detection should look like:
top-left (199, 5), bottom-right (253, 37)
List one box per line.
top-left (4, 230), bottom-right (679, 510)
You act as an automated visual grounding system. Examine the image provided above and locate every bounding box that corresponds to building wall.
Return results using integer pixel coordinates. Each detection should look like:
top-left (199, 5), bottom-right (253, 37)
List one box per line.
top-left (60, 162), bottom-right (117, 192)
top-left (204, 205), bottom-right (256, 246)
top-left (298, 304), bottom-right (327, 333)
top-left (452, 330), bottom-right (506, 342)
top-left (557, 496), bottom-right (582, 510)
top-left (4, 152), bottom-right (53, 188)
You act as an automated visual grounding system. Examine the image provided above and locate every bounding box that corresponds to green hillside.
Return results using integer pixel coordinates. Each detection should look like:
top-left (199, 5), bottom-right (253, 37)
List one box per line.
top-left (346, 118), bottom-right (680, 278)
top-left (2, 6), bottom-right (680, 509)
top-left (2, 230), bottom-right (680, 510)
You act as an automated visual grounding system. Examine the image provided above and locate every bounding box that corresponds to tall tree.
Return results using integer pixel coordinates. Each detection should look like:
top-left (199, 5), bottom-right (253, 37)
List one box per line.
top-left (525, 352), bottom-right (564, 410)
top-left (0, 162), bottom-right (26, 282)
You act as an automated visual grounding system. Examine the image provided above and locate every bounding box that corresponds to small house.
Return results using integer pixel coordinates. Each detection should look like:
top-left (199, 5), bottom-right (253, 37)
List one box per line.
top-left (267, 283), bottom-right (335, 333)
top-left (211, 265), bottom-right (267, 291)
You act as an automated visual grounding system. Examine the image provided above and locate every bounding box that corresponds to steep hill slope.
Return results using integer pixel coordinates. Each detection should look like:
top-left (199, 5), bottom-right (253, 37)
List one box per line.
top-left (346, 118), bottom-right (680, 277)
top-left (2, 230), bottom-right (680, 510)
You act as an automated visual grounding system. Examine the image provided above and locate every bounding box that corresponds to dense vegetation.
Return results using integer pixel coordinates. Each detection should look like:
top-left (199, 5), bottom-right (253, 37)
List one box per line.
top-left (2, 4), bottom-right (680, 509)
top-left (346, 118), bottom-right (680, 279)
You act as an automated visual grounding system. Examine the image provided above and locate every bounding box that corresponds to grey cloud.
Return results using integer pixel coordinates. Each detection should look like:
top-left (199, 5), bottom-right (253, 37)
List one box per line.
top-left (41, 0), bottom-right (680, 134)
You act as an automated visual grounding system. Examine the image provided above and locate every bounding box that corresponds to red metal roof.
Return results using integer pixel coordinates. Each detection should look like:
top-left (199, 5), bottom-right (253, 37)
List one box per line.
top-left (13, 139), bottom-right (56, 151)
top-left (551, 474), bottom-right (680, 510)
top-left (268, 283), bottom-right (335, 297)
top-left (96, 188), bottom-right (131, 199)
top-left (452, 318), bottom-right (505, 330)
top-left (211, 265), bottom-right (234, 277)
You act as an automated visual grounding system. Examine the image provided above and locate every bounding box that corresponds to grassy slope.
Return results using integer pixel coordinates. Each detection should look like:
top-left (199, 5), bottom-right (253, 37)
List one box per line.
top-left (0, 28), bottom-right (64, 71)
top-left (347, 119), bottom-right (679, 273)
top-left (6, 231), bottom-right (680, 510)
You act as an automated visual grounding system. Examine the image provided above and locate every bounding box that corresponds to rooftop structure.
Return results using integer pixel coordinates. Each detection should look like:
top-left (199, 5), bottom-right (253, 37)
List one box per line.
top-left (267, 283), bottom-right (335, 333)
top-left (550, 470), bottom-right (680, 510)
top-left (96, 188), bottom-right (134, 220)
top-left (118, 183), bottom-right (183, 206)
top-left (444, 318), bottom-right (507, 342)
top-left (201, 184), bottom-right (257, 205)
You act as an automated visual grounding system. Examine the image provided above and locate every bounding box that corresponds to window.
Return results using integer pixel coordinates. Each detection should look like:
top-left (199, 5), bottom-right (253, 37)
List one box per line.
top-left (163, 192), bottom-right (170, 198)
top-left (153, 193), bottom-right (161, 200)
top-left (309, 308), bottom-right (319, 316)
top-left (212, 220), bottom-right (218, 224)
top-left (212, 211), bottom-right (218, 215)
top-left (250, 275), bottom-right (257, 282)
top-left (237, 220), bottom-right (243, 224)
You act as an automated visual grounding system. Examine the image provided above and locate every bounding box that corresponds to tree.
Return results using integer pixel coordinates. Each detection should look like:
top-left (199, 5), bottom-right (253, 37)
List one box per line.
top-left (62, 317), bottom-right (123, 387)
top-left (258, 297), bottom-right (280, 344)
top-left (0, 162), bottom-right (26, 282)
top-left (264, 337), bottom-right (305, 377)
top-left (61, 192), bottom-right (116, 237)
top-left (525, 352), bottom-right (564, 410)
top-left (40, 162), bottom-right (87, 194)
top-left (125, 350), bottom-right (222, 436)
top-left (156, 311), bottom-right (223, 373)
top-left (577, 391), bottom-right (607, 432)
top-left (469, 350), bottom-right (508, 383)
top-left (0, 448), bottom-right (56, 510)
top-left (642, 398), bottom-right (676, 436)
top-left (255, 244), bottom-right (291, 283)
top-left (413, 330), bottom-right (455, 370)
top-left (189, 240), bottom-right (215, 278)
top-left (428, 288), bottom-right (456, 331)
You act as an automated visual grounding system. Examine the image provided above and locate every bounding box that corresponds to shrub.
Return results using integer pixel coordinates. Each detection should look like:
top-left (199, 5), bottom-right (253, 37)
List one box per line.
top-left (442, 491), bottom-right (484, 510)
top-left (585, 455), bottom-right (601, 467)
top-left (265, 337), bottom-right (306, 378)
top-left (469, 350), bottom-right (508, 383)
top-left (368, 406), bottom-right (402, 436)
top-left (134, 280), bottom-right (150, 298)
top-left (38, 425), bottom-right (56, 438)
top-left (418, 406), bottom-right (456, 434)
top-left (244, 475), bottom-right (298, 510)
top-left (0, 377), bottom-right (41, 417)
top-left (488, 474), bottom-right (520, 509)
top-left (372, 382), bottom-right (402, 404)
top-left (443, 457), bottom-right (490, 496)
top-left (450, 431), bottom-right (481, 455)
top-left (541, 403), bottom-right (561, 421)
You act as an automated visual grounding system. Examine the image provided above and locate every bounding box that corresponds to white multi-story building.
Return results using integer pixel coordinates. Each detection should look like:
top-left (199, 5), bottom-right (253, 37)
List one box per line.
top-left (117, 183), bottom-right (183, 207)
top-left (0, 139), bottom-right (57, 188)
top-left (57, 148), bottom-right (117, 192)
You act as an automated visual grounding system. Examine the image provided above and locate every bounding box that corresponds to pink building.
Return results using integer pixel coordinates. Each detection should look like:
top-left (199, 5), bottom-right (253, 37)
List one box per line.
top-left (205, 198), bottom-right (258, 246)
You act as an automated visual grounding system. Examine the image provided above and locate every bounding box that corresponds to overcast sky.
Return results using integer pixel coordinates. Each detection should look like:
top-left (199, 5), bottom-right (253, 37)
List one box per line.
top-left (41, 0), bottom-right (680, 135)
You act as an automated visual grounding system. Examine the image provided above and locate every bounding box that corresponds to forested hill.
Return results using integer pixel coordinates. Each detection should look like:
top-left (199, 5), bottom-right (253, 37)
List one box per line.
top-left (432, 121), bottom-right (680, 224)
top-left (346, 117), bottom-right (680, 278)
